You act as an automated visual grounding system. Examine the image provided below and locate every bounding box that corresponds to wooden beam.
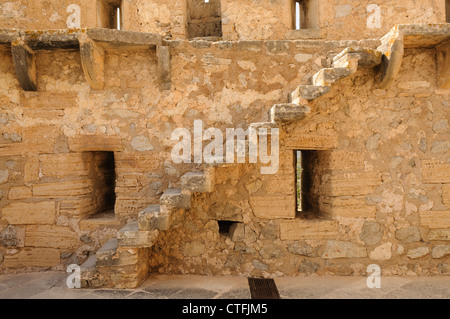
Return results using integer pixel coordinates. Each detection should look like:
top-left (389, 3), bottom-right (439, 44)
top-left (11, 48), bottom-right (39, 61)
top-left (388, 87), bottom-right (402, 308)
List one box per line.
top-left (11, 40), bottom-right (37, 91)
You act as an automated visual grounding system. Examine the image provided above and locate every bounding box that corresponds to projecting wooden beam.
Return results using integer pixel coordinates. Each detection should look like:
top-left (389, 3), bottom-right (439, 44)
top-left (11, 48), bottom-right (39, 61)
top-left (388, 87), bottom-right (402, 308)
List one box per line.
top-left (11, 40), bottom-right (37, 91)
top-left (79, 34), bottom-right (105, 90)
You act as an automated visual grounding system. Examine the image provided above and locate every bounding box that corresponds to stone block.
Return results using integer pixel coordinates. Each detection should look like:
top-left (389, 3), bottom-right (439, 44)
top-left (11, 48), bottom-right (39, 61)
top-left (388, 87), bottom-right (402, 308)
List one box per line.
top-left (229, 223), bottom-right (245, 242)
top-left (290, 85), bottom-right (330, 103)
top-left (270, 103), bottom-right (311, 123)
top-left (250, 196), bottom-right (296, 219)
top-left (39, 153), bottom-right (90, 178)
top-left (318, 151), bottom-right (365, 170)
top-left (321, 240), bottom-right (367, 259)
top-left (32, 180), bottom-right (93, 197)
top-left (420, 211), bottom-right (450, 229)
top-left (279, 219), bottom-right (339, 240)
top-left (160, 188), bottom-right (191, 210)
top-left (117, 222), bottom-right (159, 248)
top-left (114, 153), bottom-right (160, 173)
top-left (287, 242), bottom-right (316, 257)
top-left (25, 225), bottom-right (78, 249)
top-left (59, 196), bottom-right (97, 218)
top-left (68, 135), bottom-right (123, 152)
top-left (322, 197), bottom-right (376, 219)
top-left (138, 205), bottom-right (171, 231)
top-left (313, 67), bottom-right (355, 87)
top-left (442, 185), bottom-right (450, 208)
top-left (428, 230), bottom-right (450, 241)
top-left (23, 155), bottom-right (39, 183)
top-left (210, 203), bottom-right (243, 222)
top-left (369, 243), bottom-right (393, 261)
top-left (282, 134), bottom-right (338, 150)
top-left (395, 226), bottom-right (421, 243)
top-left (181, 170), bottom-right (214, 193)
top-left (0, 225), bottom-right (25, 248)
top-left (3, 248), bottom-right (60, 268)
top-left (8, 186), bottom-right (32, 200)
top-left (422, 159), bottom-right (450, 183)
top-left (431, 245), bottom-right (450, 259)
top-left (322, 172), bottom-right (381, 196)
top-left (1, 201), bottom-right (56, 225)
top-left (406, 247), bottom-right (430, 259)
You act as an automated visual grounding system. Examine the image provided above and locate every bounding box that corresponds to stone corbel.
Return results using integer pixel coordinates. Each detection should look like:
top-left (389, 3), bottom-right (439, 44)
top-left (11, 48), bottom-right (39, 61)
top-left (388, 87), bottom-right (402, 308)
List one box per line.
top-left (79, 34), bottom-right (105, 90)
top-left (377, 28), bottom-right (404, 90)
top-left (11, 39), bottom-right (37, 91)
top-left (157, 45), bottom-right (171, 90)
top-left (436, 40), bottom-right (450, 89)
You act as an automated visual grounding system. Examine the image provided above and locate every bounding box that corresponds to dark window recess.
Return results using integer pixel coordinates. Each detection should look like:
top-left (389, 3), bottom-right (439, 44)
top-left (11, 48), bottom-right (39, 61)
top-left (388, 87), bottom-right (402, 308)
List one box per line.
top-left (447, 0), bottom-right (450, 23)
top-left (218, 220), bottom-right (235, 236)
top-left (295, 150), bottom-right (319, 213)
top-left (292, 0), bottom-right (319, 30)
top-left (187, 0), bottom-right (222, 38)
top-left (91, 151), bottom-right (116, 215)
top-left (97, 0), bottom-right (122, 30)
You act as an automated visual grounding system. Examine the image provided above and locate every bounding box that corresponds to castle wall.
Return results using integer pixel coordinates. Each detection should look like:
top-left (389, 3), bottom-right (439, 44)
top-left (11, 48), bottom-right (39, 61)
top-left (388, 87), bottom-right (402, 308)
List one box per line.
top-left (0, 0), bottom-right (447, 40)
top-left (0, 0), bottom-right (449, 277)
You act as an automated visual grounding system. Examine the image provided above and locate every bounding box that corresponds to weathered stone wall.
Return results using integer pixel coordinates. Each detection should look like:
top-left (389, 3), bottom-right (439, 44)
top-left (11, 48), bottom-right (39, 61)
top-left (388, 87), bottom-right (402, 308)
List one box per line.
top-left (0, 1), bottom-right (449, 277)
top-left (146, 47), bottom-right (450, 277)
top-left (0, 0), bottom-right (447, 40)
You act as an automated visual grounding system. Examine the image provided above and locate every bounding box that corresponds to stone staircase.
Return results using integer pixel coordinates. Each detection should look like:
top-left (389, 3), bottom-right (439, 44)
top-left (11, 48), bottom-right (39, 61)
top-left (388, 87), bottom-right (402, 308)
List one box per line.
top-left (80, 168), bottom-right (215, 289)
top-left (80, 47), bottom-right (382, 289)
top-left (250, 47), bottom-right (382, 132)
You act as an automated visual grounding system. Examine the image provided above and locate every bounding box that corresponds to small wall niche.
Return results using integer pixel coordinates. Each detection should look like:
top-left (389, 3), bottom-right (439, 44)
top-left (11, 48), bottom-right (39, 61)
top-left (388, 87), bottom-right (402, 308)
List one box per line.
top-left (90, 151), bottom-right (116, 215)
top-left (446, 0), bottom-right (450, 23)
top-left (218, 220), bottom-right (235, 236)
top-left (295, 150), bottom-right (320, 214)
top-left (187, 0), bottom-right (222, 39)
top-left (97, 0), bottom-right (122, 30)
top-left (292, 0), bottom-right (319, 30)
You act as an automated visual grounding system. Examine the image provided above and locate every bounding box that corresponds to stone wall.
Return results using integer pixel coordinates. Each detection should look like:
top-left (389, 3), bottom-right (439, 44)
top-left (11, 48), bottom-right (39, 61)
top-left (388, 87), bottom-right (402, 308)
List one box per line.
top-left (0, 0), bottom-right (447, 40)
top-left (0, 1), bottom-right (449, 277)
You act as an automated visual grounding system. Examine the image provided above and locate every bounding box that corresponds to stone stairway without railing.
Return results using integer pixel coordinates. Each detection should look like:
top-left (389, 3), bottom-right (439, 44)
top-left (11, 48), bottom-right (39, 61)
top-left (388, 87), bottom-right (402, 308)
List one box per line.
top-left (250, 47), bottom-right (382, 132)
top-left (80, 168), bottom-right (215, 288)
top-left (80, 47), bottom-right (383, 289)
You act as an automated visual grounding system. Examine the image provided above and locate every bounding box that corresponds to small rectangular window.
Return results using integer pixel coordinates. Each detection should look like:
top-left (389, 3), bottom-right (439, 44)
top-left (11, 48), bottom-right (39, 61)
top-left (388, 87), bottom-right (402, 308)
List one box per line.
top-left (447, 0), bottom-right (450, 23)
top-left (295, 150), bottom-right (319, 213)
top-left (97, 0), bottom-right (122, 30)
top-left (91, 151), bottom-right (116, 215)
top-left (187, 0), bottom-right (222, 39)
top-left (292, 0), bottom-right (319, 30)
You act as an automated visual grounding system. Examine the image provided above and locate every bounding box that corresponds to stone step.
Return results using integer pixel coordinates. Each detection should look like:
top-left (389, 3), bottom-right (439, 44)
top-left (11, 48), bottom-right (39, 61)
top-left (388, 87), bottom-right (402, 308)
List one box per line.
top-left (95, 238), bottom-right (118, 267)
top-left (117, 221), bottom-right (159, 248)
top-left (332, 47), bottom-right (382, 68)
top-left (138, 205), bottom-right (172, 231)
top-left (181, 170), bottom-right (214, 193)
top-left (313, 67), bottom-right (355, 86)
top-left (289, 85), bottom-right (331, 103)
top-left (270, 103), bottom-right (311, 123)
top-left (160, 188), bottom-right (191, 210)
top-left (80, 255), bottom-right (103, 288)
top-left (249, 122), bottom-right (279, 135)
